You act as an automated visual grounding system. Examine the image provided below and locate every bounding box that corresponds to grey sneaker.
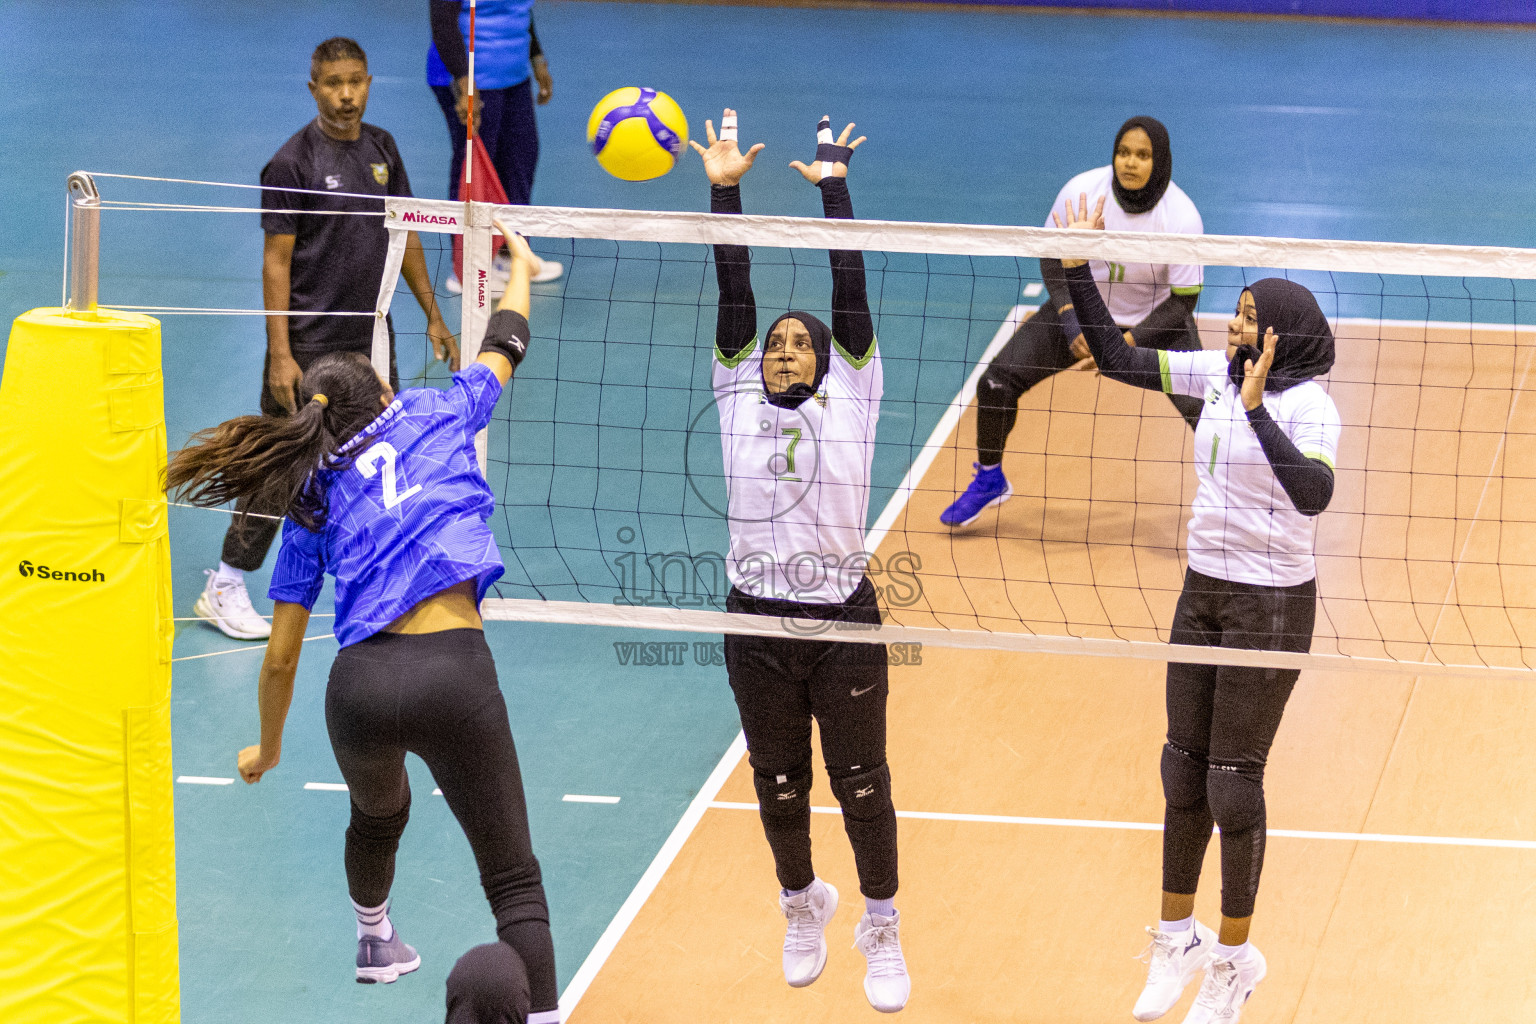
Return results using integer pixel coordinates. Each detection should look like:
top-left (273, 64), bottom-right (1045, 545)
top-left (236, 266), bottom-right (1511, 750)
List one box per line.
top-left (356, 931), bottom-right (421, 984)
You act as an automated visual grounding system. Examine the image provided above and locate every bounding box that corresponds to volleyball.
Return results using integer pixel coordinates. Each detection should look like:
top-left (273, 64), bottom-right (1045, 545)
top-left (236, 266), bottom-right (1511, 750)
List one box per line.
top-left (587, 87), bottom-right (689, 181)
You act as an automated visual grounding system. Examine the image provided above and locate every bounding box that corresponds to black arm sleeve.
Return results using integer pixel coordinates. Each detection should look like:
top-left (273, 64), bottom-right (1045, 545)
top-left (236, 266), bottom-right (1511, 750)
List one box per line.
top-left (711, 184), bottom-right (757, 359)
top-left (529, 17), bottom-right (542, 60)
top-left (1129, 291), bottom-right (1199, 348)
top-left (430, 1), bottom-right (470, 80)
top-left (1245, 404), bottom-right (1335, 516)
top-left (1064, 263), bottom-right (1164, 392)
top-left (818, 178), bottom-right (874, 360)
top-left (1039, 257), bottom-right (1083, 341)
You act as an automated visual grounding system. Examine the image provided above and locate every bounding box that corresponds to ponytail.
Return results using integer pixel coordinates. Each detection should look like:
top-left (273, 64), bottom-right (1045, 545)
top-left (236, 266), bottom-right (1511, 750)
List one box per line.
top-left (166, 352), bottom-right (388, 531)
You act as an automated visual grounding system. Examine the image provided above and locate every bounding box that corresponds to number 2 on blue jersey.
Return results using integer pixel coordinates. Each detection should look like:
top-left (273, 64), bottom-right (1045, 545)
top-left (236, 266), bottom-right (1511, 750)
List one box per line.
top-left (357, 442), bottom-right (422, 509)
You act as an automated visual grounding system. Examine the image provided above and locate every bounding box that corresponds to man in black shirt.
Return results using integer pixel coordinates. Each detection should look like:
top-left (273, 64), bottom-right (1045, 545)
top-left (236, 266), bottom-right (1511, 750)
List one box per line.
top-left (194, 37), bottom-right (460, 641)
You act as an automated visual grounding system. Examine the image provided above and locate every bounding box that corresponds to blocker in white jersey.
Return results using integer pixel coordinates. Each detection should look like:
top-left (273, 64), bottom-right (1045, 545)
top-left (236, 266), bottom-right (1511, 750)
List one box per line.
top-left (1161, 348), bottom-right (1340, 587)
top-left (712, 338), bottom-right (881, 604)
top-left (692, 110), bottom-right (908, 1014)
top-left (1044, 163), bottom-right (1204, 326)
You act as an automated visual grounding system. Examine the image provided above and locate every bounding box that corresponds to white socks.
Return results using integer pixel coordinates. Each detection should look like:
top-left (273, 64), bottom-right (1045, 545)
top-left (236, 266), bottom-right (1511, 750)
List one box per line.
top-left (865, 897), bottom-right (895, 918)
top-left (527, 1012), bottom-right (561, 1024)
top-left (214, 561), bottom-right (244, 586)
top-left (1159, 915), bottom-right (1193, 934)
top-left (351, 898), bottom-right (393, 941)
top-left (1213, 939), bottom-right (1254, 963)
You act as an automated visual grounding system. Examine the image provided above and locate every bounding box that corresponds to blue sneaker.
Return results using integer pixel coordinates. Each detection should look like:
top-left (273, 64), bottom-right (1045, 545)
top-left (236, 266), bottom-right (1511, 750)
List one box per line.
top-left (939, 463), bottom-right (1012, 526)
top-left (356, 930), bottom-right (421, 984)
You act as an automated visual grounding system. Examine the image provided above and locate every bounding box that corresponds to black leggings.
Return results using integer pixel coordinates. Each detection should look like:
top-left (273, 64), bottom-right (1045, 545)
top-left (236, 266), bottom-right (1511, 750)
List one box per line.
top-left (724, 578), bottom-right (898, 901)
top-left (326, 629), bottom-right (556, 1015)
top-left (1160, 569), bottom-right (1317, 920)
top-left (975, 303), bottom-right (1204, 466)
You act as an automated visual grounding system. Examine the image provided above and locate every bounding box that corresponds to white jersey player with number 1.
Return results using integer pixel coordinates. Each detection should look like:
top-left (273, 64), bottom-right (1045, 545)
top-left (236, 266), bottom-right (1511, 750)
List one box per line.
top-left (690, 109), bottom-right (910, 1014)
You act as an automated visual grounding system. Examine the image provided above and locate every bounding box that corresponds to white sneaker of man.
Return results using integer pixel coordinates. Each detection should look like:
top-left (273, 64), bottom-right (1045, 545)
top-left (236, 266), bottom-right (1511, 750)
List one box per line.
top-left (193, 568), bottom-right (272, 640)
top-left (853, 909), bottom-right (910, 1013)
top-left (1182, 944), bottom-right (1266, 1024)
top-left (1133, 921), bottom-right (1216, 1021)
top-left (779, 877), bottom-right (837, 988)
top-left (487, 249), bottom-right (563, 298)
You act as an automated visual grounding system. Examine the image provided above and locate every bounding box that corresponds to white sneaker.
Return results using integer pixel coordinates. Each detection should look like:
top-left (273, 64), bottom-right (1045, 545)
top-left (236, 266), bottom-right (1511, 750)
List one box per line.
top-left (1133, 921), bottom-right (1216, 1021)
top-left (530, 257), bottom-right (564, 284)
top-left (1182, 945), bottom-right (1266, 1024)
top-left (193, 569), bottom-right (271, 640)
top-left (853, 909), bottom-right (910, 1013)
top-left (444, 272), bottom-right (463, 296)
top-left (779, 878), bottom-right (837, 987)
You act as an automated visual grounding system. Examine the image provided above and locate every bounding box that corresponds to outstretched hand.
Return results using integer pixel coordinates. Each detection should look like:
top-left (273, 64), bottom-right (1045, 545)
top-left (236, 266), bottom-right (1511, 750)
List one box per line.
top-left (1051, 192), bottom-right (1106, 269)
top-left (1241, 327), bottom-right (1277, 411)
top-left (789, 118), bottom-right (865, 183)
top-left (689, 108), bottom-right (765, 186)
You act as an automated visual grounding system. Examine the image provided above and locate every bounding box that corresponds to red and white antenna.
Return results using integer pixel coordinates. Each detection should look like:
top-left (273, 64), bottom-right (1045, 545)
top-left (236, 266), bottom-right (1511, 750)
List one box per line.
top-left (464, 0), bottom-right (476, 201)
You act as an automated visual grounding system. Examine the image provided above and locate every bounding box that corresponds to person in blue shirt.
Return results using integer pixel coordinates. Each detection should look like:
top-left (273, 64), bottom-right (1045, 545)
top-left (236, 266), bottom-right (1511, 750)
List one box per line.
top-left (429, 0), bottom-right (562, 288)
top-left (167, 227), bottom-right (560, 1024)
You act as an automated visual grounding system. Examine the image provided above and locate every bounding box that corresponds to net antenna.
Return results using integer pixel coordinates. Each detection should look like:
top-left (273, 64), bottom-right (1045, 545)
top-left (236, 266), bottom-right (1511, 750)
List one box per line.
top-left (66, 171), bottom-right (101, 312)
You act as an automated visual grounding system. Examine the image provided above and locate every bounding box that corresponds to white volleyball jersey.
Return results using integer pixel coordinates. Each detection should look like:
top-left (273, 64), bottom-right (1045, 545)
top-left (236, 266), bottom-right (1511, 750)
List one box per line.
top-left (712, 336), bottom-right (882, 604)
top-left (1159, 348), bottom-right (1341, 587)
top-left (1046, 166), bottom-right (1204, 326)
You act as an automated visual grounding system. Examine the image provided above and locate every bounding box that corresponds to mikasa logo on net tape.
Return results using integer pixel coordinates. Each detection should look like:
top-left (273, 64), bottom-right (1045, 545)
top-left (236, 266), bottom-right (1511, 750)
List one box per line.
top-left (18, 560), bottom-right (105, 584)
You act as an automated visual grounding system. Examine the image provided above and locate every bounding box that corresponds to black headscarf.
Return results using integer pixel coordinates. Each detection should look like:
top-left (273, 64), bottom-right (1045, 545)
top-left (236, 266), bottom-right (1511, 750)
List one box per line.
top-left (762, 311), bottom-right (831, 410)
top-left (1227, 278), bottom-right (1336, 393)
top-left (1111, 116), bottom-right (1172, 215)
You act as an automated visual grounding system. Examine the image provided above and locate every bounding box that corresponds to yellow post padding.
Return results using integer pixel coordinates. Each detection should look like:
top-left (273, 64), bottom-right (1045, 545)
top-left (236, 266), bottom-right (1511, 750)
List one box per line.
top-left (0, 308), bottom-right (178, 1023)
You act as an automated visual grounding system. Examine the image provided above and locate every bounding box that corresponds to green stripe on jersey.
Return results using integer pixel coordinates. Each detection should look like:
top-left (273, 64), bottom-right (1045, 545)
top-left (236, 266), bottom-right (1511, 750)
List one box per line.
top-left (1171, 285), bottom-right (1203, 296)
top-left (1303, 451), bottom-right (1335, 470)
top-left (1157, 348), bottom-right (1173, 393)
top-left (715, 335), bottom-right (758, 369)
top-left (833, 335), bottom-right (877, 370)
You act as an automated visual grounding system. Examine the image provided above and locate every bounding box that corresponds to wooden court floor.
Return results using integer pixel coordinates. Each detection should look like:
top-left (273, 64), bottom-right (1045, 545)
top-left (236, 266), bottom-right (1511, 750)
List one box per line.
top-left (568, 317), bottom-right (1536, 1023)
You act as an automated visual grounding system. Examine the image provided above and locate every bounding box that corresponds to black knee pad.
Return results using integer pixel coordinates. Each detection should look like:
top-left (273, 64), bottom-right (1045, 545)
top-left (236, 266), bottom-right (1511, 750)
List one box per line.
top-left (754, 765), bottom-right (812, 820)
top-left (1206, 765), bottom-right (1265, 835)
top-left (828, 763), bottom-right (892, 823)
top-left (348, 789), bottom-right (412, 844)
top-left (1160, 743), bottom-right (1207, 811)
top-left (446, 941), bottom-right (531, 1024)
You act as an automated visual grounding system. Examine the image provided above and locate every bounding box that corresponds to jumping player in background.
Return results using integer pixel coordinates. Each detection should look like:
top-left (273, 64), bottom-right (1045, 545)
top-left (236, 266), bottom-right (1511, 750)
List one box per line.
top-left (941, 116), bottom-right (1206, 527)
top-left (1058, 194), bottom-right (1340, 1024)
top-left (194, 37), bottom-right (460, 641)
top-left (429, 0), bottom-right (564, 292)
top-left (168, 227), bottom-right (558, 1024)
top-left (690, 109), bottom-right (910, 1013)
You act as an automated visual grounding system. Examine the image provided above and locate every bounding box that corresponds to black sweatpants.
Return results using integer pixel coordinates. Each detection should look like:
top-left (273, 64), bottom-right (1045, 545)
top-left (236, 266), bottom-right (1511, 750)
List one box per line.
top-left (433, 80), bottom-right (540, 207)
top-left (326, 628), bottom-right (556, 1015)
top-left (975, 302), bottom-right (1204, 466)
top-left (1160, 568), bottom-right (1317, 920)
top-left (724, 578), bottom-right (898, 901)
top-left (220, 339), bottom-right (399, 571)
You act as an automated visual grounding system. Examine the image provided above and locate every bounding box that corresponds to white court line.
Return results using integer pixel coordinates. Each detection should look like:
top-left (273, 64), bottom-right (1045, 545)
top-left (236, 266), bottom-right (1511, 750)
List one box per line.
top-left (556, 319), bottom-right (1028, 1019)
top-left (563, 794), bottom-right (621, 805)
top-left (303, 782), bottom-right (349, 792)
top-left (177, 775), bottom-right (234, 786)
top-left (556, 732), bottom-right (746, 1020)
top-left (708, 801), bottom-right (1536, 851)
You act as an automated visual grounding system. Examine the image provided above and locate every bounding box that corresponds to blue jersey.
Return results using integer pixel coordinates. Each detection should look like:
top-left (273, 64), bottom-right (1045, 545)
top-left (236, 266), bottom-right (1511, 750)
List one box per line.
top-left (427, 0), bottom-right (535, 90)
top-left (269, 362), bottom-right (504, 648)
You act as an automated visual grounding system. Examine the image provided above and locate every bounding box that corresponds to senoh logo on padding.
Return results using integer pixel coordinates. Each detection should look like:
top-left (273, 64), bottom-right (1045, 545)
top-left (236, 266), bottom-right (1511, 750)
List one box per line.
top-left (18, 560), bottom-right (106, 583)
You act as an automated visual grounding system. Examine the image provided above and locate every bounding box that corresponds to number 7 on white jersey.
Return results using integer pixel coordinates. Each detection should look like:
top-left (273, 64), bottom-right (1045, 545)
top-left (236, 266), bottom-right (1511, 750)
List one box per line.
top-left (357, 442), bottom-right (422, 509)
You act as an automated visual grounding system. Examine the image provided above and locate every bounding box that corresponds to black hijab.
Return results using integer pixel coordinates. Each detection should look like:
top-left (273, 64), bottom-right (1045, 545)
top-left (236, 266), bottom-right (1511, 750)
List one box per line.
top-left (762, 311), bottom-right (831, 410)
top-left (1111, 116), bottom-right (1172, 215)
top-left (1227, 278), bottom-right (1336, 393)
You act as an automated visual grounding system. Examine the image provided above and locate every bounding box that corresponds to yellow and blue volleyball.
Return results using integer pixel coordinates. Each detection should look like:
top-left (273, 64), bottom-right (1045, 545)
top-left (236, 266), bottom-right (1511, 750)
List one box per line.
top-left (587, 87), bottom-right (689, 181)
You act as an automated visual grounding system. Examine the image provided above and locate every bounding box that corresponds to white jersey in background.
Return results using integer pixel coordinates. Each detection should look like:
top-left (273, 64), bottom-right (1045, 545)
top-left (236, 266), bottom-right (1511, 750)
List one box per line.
top-left (1159, 348), bottom-right (1341, 587)
top-left (1046, 165), bottom-right (1205, 326)
top-left (713, 338), bottom-right (883, 605)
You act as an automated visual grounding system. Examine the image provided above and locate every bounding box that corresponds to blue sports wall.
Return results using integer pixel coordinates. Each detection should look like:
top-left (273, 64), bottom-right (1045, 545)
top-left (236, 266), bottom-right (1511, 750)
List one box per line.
top-left (886, 1), bottom-right (1536, 24)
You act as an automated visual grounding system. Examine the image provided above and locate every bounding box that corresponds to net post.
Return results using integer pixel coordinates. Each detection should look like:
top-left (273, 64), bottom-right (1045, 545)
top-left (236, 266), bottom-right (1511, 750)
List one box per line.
top-left (371, 223), bottom-right (409, 380)
top-left (66, 171), bottom-right (100, 313)
top-left (461, 199), bottom-right (493, 472)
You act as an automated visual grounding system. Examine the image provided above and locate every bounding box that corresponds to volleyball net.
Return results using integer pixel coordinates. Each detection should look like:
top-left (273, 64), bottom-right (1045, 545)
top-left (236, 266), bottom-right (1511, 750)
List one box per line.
top-left (66, 174), bottom-right (1536, 682)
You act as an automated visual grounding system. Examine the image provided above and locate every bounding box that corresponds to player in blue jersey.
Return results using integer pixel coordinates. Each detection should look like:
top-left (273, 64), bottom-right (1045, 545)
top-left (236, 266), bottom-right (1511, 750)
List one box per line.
top-left (167, 227), bottom-right (559, 1024)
